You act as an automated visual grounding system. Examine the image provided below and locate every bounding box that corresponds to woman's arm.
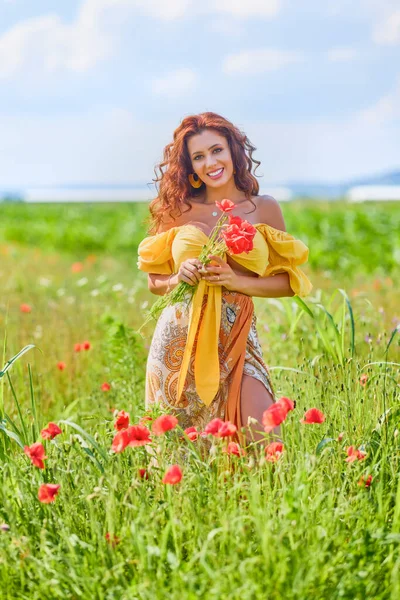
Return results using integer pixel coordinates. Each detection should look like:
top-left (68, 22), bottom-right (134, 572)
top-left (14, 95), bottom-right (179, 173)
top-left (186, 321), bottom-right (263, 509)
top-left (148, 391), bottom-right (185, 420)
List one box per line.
top-left (147, 273), bottom-right (180, 296)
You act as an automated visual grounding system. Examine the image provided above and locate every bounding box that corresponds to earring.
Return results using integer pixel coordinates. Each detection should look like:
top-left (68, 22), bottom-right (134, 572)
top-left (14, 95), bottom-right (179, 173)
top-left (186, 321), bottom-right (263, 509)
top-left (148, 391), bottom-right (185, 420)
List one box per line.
top-left (188, 173), bottom-right (203, 188)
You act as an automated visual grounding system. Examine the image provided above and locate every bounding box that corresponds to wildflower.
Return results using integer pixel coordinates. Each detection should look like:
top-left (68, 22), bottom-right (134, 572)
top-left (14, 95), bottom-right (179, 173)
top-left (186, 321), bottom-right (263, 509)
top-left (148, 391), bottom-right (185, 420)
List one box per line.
top-left (114, 410), bottom-right (129, 431)
top-left (204, 418), bottom-right (237, 438)
top-left (41, 422), bottom-right (62, 440)
top-left (338, 432), bottom-right (345, 442)
top-left (20, 303), bottom-right (32, 313)
top-left (105, 532), bottom-right (120, 547)
top-left (111, 425), bottom-right (151, 453)
top-left (215, 198), bottom-right (235, 212)
top-left (0, 523), bottom-right (10, 532)
top-left (300, 408), bottom-right (326, 424)
top-left (262, 403), bottom-right (287, 433)
top-left (82, 341), bottom-right (91, 350)
top-left (276, 396), bottom-right (296, 413)
top-left (24, 443), bottom-right (47, 469)
top-left (223, 442), bottom-right (245, 457)
top-left (71, 262), bottom-right (84, 273)
top-left (358, 474), bottom-right (373, 488)
top-left (359, 374), bottom-right (368, 387)
top-left (184, 426), bottom-right (199, 441)
top-left (57, 361), bottom-right (66, 371)
top-left (74, 343), bottom-right (82, 352)
top-left (151, 414), bottom-right (178, 435)
top-left (345, 446), bottom-right (367, 463)
top-left (101, 382), bottom-right (111, 392)
top-left (138, 468), bottom-right (149, 479)
top-left (162, 464), bottom-right (183, 485)
top-left (265, 441), bottom-right (284, 462)
top-left (38, 483), bottom-right (60, 503)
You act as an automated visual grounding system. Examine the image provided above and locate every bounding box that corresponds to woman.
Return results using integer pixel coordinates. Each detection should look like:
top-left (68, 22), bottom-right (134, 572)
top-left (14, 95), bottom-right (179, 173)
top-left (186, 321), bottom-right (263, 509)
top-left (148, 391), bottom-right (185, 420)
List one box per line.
top-left (137, 112), bottom-right (312, 443)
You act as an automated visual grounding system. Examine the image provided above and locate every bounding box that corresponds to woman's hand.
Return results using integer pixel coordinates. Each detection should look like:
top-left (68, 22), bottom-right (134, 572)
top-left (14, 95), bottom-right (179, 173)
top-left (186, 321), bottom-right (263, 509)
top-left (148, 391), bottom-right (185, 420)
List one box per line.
top-left (200, 255), bottom-right (241, 291)
top-left (177, 258), bottom-right (203, 286)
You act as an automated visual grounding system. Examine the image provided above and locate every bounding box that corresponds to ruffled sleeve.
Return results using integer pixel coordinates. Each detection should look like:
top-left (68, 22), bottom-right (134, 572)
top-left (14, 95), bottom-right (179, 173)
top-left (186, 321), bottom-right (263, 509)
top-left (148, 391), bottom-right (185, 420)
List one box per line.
top-left (256, 224), bottom-right (313, 297)
top-left (137, 228), bottom-right (178, 275)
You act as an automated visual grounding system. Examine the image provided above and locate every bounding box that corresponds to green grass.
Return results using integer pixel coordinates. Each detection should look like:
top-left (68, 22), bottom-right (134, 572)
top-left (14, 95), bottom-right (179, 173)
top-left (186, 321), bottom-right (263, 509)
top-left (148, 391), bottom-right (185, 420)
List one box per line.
top-left (0, 201), bottom-right (399, 599)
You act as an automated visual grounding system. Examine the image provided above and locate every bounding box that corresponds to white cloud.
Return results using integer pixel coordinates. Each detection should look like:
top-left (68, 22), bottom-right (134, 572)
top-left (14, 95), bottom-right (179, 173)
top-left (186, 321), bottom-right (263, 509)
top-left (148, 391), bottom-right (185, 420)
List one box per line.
top-left (356, 76), bottom-right (400, 125)
top-left (373, 9), bottom-right (400, 45)
top-left (326, 47), bottom-right (359, 62)
top-left (223, 48), bottom-right (304, 75)
top-left (212, 0), bottom-right (280, 18)
top-left (152, 68), bottom-right (198, 98)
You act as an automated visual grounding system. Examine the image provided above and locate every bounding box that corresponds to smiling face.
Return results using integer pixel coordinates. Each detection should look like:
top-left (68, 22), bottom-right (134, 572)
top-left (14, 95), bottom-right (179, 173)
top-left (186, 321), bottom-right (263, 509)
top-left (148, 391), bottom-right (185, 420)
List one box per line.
top-left (187, 129), bottom-right (235, 189)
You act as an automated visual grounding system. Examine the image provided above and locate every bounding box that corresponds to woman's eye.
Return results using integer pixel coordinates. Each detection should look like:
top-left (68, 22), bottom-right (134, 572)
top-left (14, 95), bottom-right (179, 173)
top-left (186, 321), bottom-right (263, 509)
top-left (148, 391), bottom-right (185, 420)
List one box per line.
top-left (194, 148), bottom-right (222, 161)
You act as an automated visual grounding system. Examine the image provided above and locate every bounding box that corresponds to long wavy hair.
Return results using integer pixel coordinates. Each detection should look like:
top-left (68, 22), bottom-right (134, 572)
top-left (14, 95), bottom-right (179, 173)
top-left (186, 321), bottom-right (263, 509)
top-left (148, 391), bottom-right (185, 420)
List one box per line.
top-left (148, 112), bottom-right (261, 234)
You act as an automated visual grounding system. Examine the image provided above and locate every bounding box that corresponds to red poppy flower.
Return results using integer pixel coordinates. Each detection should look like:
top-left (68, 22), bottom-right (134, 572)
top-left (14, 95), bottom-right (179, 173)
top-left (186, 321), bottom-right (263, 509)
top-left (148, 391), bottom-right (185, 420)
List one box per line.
top-left (215, 198), bottom-right (235, 212)
top-left (105, 532), bottom-right (120, 546)
top-left (184, 426), bottom-right (199, 441)
top-left (223, 441), bottom-right (245, 457)
top-left (138, 468), bottom-right (149, 479)
top-left (139, 415), bottom-right (153, 425)
top-left (358, 474), bottom-right (373, 487)
top-left (300, 408), bottom-right (326, 424)
top-left (111, 425), bottom-right (151, 453)
top-left (101, 382), bottom-right (111, 392)
top-left (114, 410), bottom-right (129, 431)
top-left (345, 446), bottom-right (367, 463)
top-left (228, 215), bottom-right (243, 227)
top-left (57, 361), bottom-right (66, 371)
top-left (204, 418), bottom-right (237, 438)
top-left (222, 224), bottom-right (253, 254)
top-left (265, 441), bottom-right (284, 463)
top-left (71, 262), bottom-right (84, 273)
top-left (20, 303), bottom-right (32, 313)
top-left (151, 414), bottom-right (178, 435)
top-left (262, 403), bottom-right (288, 433)
top-left (162, 464), bottom-right (183, 484)
top-left (41, 422), bottom-right (62, 440)
top-left (24, 443), bottom-right (47, 469)
top-left (276, 396), bottom-right (296, 414)
top-left (82, 341), bottom-right (91, 350)
top-left (38, 483), bottom-right (60, 503)
top-left (74, 343), bottom-right (82, 352)
top-left (359, 374), bottom-right (368, 387)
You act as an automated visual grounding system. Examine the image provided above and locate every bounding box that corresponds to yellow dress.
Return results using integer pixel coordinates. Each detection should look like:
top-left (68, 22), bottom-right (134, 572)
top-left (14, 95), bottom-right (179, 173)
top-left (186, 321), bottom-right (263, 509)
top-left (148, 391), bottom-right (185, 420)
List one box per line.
top-left (137, 223), bottom-right (312, 431)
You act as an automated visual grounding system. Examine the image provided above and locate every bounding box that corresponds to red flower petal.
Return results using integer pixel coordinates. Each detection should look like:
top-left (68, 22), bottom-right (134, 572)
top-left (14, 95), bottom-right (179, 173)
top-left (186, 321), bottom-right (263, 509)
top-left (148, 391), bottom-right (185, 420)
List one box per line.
top-left (276, 396), bottom-right (296, 414)
top-left (74, 343), bottom-right (82, 352)
top-left (41, 422), bottom-right (62, 440)
top-left (222, 441), bottom-right (245, 457)
top-left (184, 426), bottom-right (199, 441)
top-left (82, 341), bottom-right (91, 350)
top-left (20, 303), bottom-right (32, 313)
top-left (101, 382), bottom-right (111, 392)
top-left (162, 464), bottom-right (183, 484)
top-left (265, 441), bottom-right (285, 462)
top-left (215, 198), bottom-right (235, 212)
top-left (57, 361), bottom-right (66, 371)
top-left (300, 408), bottom-right (326, 424)
top-left (151, 414), bottom-right (178, 435)
top-left (38, 483), bottom-right (60, 503)
top-left (24, 443), bottom-right (47, 469)
top-left (262, 404), bottom-right (287, 433)
top-left (114, 410), bottom-right (130, 431)
top-left (204, 418), bottom-right (236, 438)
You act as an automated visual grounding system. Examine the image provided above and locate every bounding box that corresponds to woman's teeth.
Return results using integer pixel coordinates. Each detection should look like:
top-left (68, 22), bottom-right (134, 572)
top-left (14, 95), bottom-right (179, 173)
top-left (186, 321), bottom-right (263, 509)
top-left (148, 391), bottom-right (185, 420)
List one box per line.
top-left (208, 168), bottom-right (224, 179)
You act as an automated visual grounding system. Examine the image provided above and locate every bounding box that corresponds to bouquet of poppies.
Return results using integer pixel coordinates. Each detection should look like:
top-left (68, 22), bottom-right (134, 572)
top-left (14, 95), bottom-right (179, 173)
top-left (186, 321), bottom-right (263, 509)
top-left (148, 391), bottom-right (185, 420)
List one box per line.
top-left (138, 198), bottom-right (257, 332)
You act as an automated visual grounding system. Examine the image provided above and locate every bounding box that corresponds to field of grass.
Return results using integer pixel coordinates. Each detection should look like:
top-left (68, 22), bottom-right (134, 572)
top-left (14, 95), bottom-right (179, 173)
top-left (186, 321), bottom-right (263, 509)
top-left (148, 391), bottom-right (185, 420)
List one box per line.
top-left (0, 200), bottom-right (399, 599)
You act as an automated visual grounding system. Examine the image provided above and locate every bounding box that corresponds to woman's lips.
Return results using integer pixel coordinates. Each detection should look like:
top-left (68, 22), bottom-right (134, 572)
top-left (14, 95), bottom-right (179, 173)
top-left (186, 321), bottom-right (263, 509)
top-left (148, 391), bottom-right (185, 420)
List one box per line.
top-left (207, 167), bottom-right (224, 180)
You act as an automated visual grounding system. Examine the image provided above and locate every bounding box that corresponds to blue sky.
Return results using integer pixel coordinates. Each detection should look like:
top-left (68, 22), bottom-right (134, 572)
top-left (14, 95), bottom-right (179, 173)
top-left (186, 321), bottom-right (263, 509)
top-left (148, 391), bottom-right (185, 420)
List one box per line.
top-left (0, 0), bottom-right (399, 187)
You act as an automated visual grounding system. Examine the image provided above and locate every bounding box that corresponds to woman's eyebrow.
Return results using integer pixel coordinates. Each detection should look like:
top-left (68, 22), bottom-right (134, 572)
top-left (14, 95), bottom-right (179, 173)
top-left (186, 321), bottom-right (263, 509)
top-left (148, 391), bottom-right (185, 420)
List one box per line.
top-left (191, 143), bottom-right (221, 157)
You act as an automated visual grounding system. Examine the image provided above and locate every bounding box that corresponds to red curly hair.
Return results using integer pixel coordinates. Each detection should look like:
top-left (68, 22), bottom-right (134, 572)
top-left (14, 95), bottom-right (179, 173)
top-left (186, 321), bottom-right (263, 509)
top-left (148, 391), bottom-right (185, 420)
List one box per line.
top-left (148, 112), bottom-right (261, 234)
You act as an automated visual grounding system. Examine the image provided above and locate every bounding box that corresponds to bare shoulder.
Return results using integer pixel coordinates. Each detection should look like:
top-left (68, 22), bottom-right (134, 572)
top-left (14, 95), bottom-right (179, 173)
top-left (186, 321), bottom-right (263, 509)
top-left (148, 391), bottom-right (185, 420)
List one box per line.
top-left (256, 194), bottom-right (286, 232)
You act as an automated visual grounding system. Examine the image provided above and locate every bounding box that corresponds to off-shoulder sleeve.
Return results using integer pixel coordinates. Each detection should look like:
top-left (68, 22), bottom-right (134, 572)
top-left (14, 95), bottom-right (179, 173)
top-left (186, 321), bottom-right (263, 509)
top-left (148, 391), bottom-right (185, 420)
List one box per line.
top-left (137, 228), bottom-right (178, 275)
top-left (256, 224), bottom-right (313, 297)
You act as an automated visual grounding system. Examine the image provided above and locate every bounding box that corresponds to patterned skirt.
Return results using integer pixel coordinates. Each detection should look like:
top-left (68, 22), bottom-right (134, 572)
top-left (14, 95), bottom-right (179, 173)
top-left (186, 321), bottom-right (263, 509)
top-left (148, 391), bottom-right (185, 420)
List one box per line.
top-left (145, 290), bottom-right (274, 432)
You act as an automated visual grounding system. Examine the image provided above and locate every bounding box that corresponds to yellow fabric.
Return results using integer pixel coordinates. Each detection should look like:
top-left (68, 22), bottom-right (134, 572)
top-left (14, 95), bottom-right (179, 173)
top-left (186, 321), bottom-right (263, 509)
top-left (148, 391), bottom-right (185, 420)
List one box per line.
top-left (137, 223), bottom-right (312, 406)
